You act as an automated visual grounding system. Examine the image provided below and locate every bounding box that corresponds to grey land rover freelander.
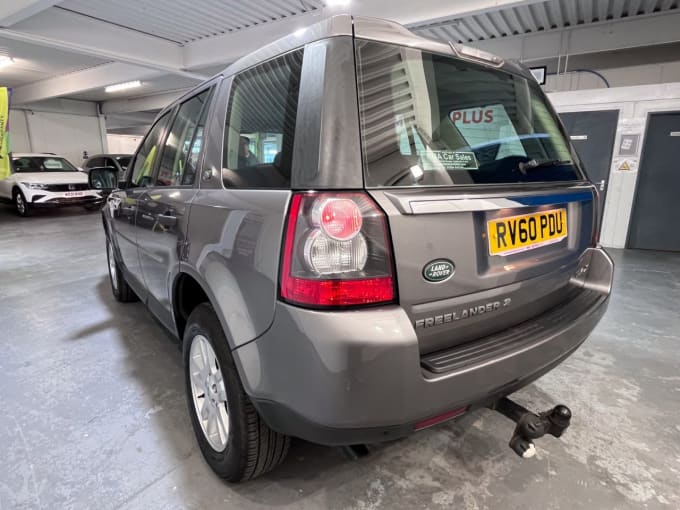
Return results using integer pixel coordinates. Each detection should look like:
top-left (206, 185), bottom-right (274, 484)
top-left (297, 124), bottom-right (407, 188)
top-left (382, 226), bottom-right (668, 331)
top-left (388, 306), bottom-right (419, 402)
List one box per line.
top-left (95, 14), bottom-right (613, 481)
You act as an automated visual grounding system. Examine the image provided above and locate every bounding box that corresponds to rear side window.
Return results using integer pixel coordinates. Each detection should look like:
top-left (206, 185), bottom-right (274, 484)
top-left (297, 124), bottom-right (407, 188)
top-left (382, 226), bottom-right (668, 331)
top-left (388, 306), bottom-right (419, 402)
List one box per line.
top-left (156, 88), bottom-right (213, 187)
top-left (355, 41), bottom-right (582, 187)
top-left (130, 113), bottom-right (171, 187)
top-left (222, 49), bottom-right (303, 188)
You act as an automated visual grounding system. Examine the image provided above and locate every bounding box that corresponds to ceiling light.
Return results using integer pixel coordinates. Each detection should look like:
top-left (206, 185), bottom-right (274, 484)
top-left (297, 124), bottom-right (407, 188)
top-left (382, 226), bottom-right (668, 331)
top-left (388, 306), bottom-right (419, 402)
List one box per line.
top-left (0, 56), bottom-right (14, 69)
top-left (326, 0), bottom-right (350, 6)
top-left (105, 80), bottom-right (142, 93)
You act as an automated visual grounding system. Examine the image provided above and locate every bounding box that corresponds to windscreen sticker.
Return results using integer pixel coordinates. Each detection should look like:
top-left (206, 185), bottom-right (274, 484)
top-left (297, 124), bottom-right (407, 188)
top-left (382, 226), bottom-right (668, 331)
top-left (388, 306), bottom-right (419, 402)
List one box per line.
top-left (418, 150), bottom-right (478, 170)
top-left (449, 104), bottom-right (526, 159)
top-left (43, 159), bottom-right (65, 169)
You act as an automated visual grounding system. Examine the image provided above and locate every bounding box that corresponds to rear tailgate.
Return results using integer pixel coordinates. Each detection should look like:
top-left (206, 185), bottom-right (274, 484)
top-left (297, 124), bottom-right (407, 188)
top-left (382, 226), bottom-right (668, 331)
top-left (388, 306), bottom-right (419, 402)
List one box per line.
top-left (369, 185), bottom-right (597, 354)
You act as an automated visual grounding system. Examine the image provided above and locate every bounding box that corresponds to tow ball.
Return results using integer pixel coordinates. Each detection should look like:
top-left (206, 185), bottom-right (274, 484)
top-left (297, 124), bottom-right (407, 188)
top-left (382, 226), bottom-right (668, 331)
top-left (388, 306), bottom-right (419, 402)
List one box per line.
top-left (489, 397), bottom-right (572, 458)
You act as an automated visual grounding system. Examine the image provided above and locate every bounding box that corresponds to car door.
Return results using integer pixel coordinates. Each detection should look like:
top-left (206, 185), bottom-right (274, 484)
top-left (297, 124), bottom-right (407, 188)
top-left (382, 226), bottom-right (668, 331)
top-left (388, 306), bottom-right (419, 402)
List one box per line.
top-left (135, 86), bottom-right (215, 330)
top-left (108, 112), bottom-right (172, 298)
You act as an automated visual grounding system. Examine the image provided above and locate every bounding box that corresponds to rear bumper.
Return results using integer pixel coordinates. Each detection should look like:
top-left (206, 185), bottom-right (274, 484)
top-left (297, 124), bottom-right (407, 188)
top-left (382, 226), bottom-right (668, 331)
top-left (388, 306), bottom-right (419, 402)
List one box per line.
top-left (233, 247), bottom-right (613, 445)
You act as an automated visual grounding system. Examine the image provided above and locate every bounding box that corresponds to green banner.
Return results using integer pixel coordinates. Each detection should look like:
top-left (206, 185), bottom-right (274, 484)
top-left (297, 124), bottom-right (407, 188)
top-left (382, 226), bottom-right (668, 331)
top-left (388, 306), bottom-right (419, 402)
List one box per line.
top-left (0, 87), bottom-right (10, 180)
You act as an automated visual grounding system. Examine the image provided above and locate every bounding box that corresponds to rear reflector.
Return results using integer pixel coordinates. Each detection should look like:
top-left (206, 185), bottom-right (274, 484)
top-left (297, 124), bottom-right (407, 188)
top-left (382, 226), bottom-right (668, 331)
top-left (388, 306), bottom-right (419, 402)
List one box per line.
top-left (414, 407), bottom-right (467, 431)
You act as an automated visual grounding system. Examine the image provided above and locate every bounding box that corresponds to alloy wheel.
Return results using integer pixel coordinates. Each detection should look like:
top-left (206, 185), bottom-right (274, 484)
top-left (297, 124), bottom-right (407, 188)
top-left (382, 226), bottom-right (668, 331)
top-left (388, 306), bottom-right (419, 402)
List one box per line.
top-left (189, 334), bottom-right (230, 452)
top-left (15, 193), bottom-right (25, 215)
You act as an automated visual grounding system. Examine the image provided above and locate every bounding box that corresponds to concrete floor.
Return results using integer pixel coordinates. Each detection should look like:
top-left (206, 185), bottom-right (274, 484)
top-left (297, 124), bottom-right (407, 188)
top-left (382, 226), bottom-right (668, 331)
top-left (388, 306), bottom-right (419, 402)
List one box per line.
top-left (1, 206), bottom-right (679, 510)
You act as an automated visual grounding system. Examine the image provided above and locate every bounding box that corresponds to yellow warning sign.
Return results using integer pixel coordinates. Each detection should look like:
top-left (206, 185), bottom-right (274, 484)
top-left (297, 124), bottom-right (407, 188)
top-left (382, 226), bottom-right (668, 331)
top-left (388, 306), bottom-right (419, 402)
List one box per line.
top-left (618, 161), bottom-right (631, 171)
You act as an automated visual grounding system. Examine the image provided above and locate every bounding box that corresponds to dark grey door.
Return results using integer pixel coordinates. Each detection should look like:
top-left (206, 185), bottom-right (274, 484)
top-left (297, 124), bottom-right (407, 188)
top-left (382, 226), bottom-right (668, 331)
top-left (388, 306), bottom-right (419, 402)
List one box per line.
top-left (628, 112), bottom-right (680, 251)
top-left (135, 87), bottom-right (213, 330)
top-left (109, 111), bottom-right (172, 298)
top-left (560, 110), bottom-right (619, 225)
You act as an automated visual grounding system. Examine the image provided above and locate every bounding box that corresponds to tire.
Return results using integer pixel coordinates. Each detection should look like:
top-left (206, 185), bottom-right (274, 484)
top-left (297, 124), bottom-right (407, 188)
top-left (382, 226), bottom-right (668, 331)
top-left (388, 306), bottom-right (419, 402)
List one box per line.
top-left (106, 237), bottom-right (138, 302)
top-left (183, 303), bottom-right (290, 482)
top-left (13, 189), bottom-right (31, 217)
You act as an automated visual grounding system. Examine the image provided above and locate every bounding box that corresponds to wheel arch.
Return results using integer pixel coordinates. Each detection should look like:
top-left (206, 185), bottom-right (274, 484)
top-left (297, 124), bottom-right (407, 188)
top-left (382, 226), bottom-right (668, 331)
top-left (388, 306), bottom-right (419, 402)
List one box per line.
top-left (172, 270), bottom-right (237, 350)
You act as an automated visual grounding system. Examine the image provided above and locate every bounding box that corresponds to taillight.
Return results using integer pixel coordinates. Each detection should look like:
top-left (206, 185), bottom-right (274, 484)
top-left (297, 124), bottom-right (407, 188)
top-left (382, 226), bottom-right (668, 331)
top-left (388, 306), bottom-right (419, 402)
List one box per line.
top-left (280, 192), bottom-right (396, 308)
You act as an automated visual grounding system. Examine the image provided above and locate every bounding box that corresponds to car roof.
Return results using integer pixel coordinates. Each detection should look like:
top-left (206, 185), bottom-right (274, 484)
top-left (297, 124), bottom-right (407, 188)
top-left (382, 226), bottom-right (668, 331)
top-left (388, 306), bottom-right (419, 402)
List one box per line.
top-left (12, 153), bottom-right (65, 158)
top-left (163, 14), bottom-right (527, 117)
top-left (88, 154), bottom-right (133, 158)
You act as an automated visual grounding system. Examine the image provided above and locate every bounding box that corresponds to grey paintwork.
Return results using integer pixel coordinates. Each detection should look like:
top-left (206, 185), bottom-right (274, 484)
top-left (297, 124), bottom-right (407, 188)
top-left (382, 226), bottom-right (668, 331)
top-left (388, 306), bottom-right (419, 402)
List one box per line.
top-left (136, 187), bottom-right (196, 329)
top-left (236, 249), bottom-right (612, 436)
top-left (370, 185), bottom-right (597, 354)
top-left (292, 37), bottom-right (363, 189)
top-left (101, 14), bottom-right (614, 445)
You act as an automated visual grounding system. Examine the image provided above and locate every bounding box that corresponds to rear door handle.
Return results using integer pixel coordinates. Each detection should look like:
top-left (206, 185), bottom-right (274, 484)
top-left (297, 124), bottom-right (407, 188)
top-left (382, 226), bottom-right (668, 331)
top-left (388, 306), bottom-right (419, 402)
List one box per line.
top-left (599, 179), bottom-right (606, 191)
top-left (158, 214), bottom-right (177, 227)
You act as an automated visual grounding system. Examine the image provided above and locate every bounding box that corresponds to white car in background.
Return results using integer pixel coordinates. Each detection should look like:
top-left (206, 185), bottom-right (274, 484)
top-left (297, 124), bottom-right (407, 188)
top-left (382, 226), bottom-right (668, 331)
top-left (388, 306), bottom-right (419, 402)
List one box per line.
top-left (0, 153), bottom-right (101, 216)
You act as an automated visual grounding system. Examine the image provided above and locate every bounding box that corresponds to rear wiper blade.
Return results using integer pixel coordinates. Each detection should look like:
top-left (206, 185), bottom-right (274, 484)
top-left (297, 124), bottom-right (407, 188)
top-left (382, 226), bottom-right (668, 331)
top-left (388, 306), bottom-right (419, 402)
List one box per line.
top-left (518, 159), bottom-right (572, 174)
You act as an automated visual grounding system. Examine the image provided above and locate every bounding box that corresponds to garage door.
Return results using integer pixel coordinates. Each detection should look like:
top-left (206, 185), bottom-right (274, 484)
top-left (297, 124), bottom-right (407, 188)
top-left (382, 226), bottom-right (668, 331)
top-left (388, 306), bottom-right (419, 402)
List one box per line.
top-left (560, 110), bottom-right (619, 227)
top-left (628, 112), bottom-right (680, 252)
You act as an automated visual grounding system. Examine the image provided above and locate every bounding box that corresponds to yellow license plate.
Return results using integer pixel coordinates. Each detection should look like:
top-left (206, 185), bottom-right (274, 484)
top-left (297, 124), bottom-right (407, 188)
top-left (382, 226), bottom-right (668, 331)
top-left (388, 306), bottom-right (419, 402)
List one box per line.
top-left (487, 208), bottom-right (567, 256)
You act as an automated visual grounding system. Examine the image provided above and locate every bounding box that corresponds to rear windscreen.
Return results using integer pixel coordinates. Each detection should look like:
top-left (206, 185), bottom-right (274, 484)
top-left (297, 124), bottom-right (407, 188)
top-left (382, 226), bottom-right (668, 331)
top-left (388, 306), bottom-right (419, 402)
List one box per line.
top-left (355, 40), bottom-right (583, 187)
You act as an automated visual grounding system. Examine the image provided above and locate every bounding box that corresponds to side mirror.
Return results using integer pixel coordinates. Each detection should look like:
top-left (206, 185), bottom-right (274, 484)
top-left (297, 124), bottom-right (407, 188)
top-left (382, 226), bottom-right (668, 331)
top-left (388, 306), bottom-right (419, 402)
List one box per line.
top-left (88, 166), bottom-right (119, 194)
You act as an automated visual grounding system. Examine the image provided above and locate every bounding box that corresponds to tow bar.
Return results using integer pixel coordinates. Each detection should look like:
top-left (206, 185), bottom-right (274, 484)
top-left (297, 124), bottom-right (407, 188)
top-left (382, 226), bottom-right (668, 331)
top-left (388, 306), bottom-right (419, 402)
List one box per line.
top-left (490, 397), bottom-right (572, 458)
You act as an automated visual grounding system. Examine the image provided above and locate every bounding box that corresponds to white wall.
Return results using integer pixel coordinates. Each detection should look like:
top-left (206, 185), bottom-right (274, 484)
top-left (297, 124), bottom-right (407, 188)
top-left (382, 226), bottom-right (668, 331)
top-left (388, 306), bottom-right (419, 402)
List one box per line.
top-left (8, 98), bottom-right (107, 167)
top-left (546, 61), bottom-right (680, 92)
top-left (106, 134), bottom-right (142, 154)
top-left (549, 82), bottom-right (680, 248)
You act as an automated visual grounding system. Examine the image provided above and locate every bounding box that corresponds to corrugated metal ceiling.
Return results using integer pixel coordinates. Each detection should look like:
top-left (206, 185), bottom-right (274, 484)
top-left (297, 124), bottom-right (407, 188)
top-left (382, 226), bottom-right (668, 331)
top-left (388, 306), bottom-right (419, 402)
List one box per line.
top-left (58, 0), bottom-right (325, 45)
top-left (410, 0), bottom-right (679, 44)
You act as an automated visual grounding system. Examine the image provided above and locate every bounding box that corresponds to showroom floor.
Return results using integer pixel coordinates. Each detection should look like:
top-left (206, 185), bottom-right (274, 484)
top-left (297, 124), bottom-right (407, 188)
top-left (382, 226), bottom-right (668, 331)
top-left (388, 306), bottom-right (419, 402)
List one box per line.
top-left (1, 207), bottom-right (678, 510)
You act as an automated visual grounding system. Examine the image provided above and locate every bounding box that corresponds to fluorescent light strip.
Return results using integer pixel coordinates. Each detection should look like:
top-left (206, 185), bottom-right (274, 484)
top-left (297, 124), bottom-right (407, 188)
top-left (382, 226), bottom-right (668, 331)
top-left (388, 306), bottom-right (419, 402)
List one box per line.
top-left (0, 56), bottom-right (14, 69)
top-left (105, 80), bottom-right (142, 93)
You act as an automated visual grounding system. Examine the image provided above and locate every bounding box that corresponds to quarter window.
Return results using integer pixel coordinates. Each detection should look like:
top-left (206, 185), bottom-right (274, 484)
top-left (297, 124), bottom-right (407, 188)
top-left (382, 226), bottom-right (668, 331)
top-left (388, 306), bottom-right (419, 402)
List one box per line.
top-left (130, 112), bottom-right (171, 187)
top-left (222, 49), bottom-right (303, 188)
top-left (156, 88), bottom-right (213, 187)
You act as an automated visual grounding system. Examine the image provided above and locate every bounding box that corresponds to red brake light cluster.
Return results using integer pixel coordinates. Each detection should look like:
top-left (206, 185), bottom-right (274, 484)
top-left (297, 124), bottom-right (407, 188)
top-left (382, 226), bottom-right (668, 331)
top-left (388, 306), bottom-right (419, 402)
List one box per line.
top-left (280, 192), bottom-right (396, 308)
top-left (317, 198), bottom-right (363, 241)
